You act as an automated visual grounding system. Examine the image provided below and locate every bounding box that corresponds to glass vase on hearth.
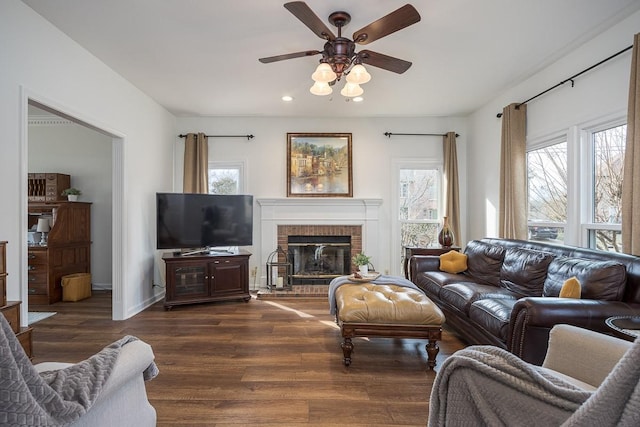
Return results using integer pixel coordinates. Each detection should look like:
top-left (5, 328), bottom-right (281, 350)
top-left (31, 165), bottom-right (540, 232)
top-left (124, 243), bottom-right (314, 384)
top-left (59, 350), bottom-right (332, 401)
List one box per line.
top-left (438, 216), bottom-right (454, 248)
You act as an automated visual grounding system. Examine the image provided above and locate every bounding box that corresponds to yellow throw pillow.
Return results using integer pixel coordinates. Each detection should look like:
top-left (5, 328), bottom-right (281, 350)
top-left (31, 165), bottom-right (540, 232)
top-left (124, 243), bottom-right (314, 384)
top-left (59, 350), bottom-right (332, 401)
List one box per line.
top-left (439, 250), bottom-right (468, 274)
top-left (559, 276), bottom-right (582, 299)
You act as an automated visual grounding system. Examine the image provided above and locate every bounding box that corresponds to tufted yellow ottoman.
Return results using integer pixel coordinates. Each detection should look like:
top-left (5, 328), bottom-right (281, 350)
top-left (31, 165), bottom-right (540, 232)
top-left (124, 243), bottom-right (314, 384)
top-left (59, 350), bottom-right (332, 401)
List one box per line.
top-left (335, 283), bottom-right (445, 370)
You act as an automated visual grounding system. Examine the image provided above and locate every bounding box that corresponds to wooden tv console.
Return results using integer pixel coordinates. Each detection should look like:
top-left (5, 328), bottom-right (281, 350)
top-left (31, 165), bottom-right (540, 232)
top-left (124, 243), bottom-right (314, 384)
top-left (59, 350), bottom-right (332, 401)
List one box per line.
top-left (162, 250), bottom-right (251, 310)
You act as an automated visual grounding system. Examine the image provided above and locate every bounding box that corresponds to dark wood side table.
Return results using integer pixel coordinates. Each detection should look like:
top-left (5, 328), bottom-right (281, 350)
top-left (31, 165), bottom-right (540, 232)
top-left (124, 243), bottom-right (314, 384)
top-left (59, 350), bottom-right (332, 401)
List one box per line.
top-left (605, 316), bottom-right (640, 342)
top-left (403, 246), bottom-right (461, 279)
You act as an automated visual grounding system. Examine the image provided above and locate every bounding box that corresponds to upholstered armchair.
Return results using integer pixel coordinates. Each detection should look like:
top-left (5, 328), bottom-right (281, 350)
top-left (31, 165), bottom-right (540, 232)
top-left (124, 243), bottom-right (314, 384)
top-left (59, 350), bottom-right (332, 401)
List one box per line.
top-left (34, 339), bottom-right (158, 426)
top-left (0, 314), bottom-right (157, 427)
top-left (428, 324), bottom-right (639, 426)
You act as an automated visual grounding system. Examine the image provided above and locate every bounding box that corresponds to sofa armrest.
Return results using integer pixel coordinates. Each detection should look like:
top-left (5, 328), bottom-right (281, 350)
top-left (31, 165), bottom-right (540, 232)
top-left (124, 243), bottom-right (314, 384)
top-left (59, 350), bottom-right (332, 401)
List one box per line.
top-left (542, 324), bottom-right (632, 388)
top-left (409, 255), bottom-right (440, 283)
top-left (509, 297), bottom-right (638, 365)
top-left (98, 340), bottom-right (156, 394)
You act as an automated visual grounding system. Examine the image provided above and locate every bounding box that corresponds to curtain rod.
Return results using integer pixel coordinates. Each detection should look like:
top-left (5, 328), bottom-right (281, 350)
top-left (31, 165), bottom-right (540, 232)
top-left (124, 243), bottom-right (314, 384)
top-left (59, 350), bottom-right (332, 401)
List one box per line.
top-left (179, 134), bottom-right (254, 140)
top-left (384, 132), bottom-right (460, 138)
top-left (496, 44), bottom-right (633, 118)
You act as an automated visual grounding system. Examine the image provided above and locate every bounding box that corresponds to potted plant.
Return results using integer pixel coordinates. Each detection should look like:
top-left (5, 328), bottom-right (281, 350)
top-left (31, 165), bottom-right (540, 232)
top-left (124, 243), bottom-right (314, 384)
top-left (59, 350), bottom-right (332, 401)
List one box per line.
top-left (352, 252), bottom-right (372, 275)
top-left (61, 187), bottom-right (82, 201)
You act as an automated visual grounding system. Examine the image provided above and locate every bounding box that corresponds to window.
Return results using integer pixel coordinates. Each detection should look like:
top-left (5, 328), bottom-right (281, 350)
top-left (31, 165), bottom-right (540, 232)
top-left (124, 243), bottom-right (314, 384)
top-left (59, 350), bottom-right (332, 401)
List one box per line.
top-left (208, 162), bottom-right (245, 195)
top-left (527, 140), bottom-right (567, 243)
top-left (526, 120), bottom-right (626, 252)
top-left (398, 167), bottom-right (441, 248)
top-left (585, 124), bottom-right (625, 252)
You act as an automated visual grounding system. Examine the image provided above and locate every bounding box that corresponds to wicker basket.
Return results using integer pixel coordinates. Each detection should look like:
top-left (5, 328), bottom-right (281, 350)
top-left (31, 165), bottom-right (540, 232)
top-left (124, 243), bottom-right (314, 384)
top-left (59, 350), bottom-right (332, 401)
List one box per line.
top-left (61, 273), bottom-right (92, 302)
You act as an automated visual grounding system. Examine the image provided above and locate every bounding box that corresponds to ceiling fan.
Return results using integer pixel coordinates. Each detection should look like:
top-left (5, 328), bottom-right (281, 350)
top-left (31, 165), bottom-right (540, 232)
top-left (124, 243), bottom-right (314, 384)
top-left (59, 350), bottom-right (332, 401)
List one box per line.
top-left (259, 2), bottom-right (421, 97)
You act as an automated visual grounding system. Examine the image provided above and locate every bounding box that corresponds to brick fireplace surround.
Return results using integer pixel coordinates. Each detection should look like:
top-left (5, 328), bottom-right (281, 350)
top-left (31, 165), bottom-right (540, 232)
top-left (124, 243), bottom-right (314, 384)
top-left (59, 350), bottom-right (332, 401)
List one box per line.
top-left (257, 198), bottom-right (382, 297)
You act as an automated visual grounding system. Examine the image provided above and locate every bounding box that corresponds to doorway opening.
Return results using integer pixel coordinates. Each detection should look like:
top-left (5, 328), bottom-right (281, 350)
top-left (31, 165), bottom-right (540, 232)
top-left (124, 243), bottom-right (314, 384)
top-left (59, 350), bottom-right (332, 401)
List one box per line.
top-left (23, 97), bottom-right (124, 320)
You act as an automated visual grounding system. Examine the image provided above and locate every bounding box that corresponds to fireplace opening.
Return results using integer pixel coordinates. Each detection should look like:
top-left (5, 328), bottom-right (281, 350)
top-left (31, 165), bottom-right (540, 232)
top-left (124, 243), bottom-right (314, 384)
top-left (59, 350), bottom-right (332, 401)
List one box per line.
top-left (288, 235), bottom-right (351, 284)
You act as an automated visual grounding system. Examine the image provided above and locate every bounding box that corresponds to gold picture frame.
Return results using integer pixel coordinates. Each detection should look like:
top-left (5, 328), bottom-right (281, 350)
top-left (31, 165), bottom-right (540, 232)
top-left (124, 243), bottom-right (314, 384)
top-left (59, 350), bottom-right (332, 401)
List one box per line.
top-left (287, 133), bottom-right (353, 197)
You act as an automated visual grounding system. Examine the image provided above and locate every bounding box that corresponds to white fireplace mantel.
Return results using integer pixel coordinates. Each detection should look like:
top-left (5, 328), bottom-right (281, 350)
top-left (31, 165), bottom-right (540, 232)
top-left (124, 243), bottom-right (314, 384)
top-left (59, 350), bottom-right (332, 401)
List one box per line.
top-left (257, 198), bottom-right (383, 281)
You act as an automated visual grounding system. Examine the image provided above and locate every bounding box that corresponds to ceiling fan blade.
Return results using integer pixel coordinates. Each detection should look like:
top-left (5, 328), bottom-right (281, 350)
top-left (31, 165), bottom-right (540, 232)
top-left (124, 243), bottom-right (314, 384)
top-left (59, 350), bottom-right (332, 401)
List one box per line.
top-left (284, 2), bottom-right (335, 41)
top-left (358, 50), bottom-right (412, 74)
top-left (353, 4), bottom-right (421, 45)
top-left (259, 50), bottom-right (321, 64)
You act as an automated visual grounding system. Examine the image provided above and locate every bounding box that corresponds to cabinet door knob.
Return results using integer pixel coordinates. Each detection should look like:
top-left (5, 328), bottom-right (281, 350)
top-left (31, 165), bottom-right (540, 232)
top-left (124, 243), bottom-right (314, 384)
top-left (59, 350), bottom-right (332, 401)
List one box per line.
top-left (28, 254), bottom-right (36, 259)
top-left (28, 265), bottom-right (35, 271)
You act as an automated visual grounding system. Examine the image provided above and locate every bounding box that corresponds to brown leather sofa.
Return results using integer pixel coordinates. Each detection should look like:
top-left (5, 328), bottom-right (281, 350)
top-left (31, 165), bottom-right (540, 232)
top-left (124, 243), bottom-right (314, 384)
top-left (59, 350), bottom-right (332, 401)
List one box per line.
top-left (409, 238), bottom-right (640, 365)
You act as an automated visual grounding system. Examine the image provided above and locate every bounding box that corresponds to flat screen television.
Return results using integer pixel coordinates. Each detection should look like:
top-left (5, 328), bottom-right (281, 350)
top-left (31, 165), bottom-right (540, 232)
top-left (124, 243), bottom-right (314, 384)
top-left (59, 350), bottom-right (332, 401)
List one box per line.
top-left (156, 192), bottom-right (253, 252)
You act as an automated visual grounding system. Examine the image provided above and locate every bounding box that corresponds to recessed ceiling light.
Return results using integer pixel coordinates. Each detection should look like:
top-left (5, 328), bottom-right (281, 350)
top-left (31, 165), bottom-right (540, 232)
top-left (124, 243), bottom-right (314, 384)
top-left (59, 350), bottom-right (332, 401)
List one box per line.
top-left (282, 95), bottom-right (294, 102)
top-left (353, 96), bottom-right (364, 103)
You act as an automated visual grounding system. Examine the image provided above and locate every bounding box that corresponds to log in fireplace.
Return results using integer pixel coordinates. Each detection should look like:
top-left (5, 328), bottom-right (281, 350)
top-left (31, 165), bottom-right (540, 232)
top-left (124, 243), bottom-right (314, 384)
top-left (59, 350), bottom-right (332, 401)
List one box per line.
top-left (288, 235), bottom-right (351, 284)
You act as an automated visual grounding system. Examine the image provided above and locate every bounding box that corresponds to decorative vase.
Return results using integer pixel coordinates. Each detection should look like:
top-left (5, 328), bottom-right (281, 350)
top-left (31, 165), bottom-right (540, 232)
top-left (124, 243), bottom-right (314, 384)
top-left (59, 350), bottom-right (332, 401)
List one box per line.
top-left (358, 264), bottom-right (369, 275)
top-left (438, 216), bottom-right (454, 247)
top-left (67, 195), bottom-right (78, 202)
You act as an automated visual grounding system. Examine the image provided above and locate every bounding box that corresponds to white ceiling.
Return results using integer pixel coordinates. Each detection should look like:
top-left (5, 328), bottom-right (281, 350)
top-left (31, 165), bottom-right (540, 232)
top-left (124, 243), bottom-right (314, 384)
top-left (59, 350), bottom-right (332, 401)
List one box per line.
top-left (22, 0), bottom-right (640, 118)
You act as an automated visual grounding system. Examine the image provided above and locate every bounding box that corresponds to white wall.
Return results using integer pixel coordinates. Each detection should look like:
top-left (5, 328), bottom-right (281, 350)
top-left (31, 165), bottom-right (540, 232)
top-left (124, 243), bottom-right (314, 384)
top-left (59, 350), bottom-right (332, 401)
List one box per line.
top-left (466, 10), bottom-right (640, 240)
top-left (1, 0), bottom-right (176, 321)
top-left (175, 116), bottom-right (468, 277)
top-left (28, 120), bottom-right (113, 289)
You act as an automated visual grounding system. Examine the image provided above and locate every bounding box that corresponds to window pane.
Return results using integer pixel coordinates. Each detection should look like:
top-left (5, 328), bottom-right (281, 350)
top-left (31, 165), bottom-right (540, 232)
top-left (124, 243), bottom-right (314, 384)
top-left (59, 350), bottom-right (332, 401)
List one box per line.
top-left (528, 225), bottom-right (564, 242)
top-left (401, 222), bottom-right (440, 247)
top-left (588, 229), bottom-right (622, 252)
top-left (398, 167), bottom-right (440, 250)
top-left (208, 168), bottom-right (239, 194)
top-left (527, 142), bottom-right (567, 222)
top-left (593, 125), bottom-right (625, 224)
top-left (399, 169), bottom-right (439, 220)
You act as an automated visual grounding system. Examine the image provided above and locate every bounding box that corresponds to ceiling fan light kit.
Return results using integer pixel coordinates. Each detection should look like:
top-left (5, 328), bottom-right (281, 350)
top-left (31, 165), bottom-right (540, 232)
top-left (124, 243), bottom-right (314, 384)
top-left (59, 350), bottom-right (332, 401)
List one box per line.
top-left (310, 81), bottom-right (333, 96)
top-left (346, 64), bottom-right (371, 85)
top-left (340, 82), bottom-right (364, 97)
top-left (260, 2), bottom-right (421, 100)
top-left (311, 62), bottom-right (337, 83)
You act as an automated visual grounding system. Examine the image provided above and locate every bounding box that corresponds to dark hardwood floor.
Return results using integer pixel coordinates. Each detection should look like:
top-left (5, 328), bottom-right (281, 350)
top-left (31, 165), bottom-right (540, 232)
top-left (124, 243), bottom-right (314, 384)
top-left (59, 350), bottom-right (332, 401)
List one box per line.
top-left (30, 291), bottom-right (466, 426)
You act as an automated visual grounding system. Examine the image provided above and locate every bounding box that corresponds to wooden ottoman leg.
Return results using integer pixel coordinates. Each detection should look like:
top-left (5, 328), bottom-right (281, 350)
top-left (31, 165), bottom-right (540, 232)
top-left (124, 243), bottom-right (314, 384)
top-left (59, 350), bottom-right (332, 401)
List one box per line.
top-left (425, 339), bottom-right (440, 371)
top-left (341, 337), bottom-right (353, 366)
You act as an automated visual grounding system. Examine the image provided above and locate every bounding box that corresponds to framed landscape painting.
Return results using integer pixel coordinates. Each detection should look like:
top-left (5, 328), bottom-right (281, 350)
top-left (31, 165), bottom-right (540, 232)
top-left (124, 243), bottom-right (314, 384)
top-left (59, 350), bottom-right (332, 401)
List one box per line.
top-left (287, 133), bottom-right (353, 197)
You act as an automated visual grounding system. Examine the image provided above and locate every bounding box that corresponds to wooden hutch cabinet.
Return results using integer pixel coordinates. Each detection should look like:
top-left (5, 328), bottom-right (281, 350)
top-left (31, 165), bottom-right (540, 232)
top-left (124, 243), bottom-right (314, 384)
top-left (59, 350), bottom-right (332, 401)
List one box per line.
top-left (162, 251), bottom-right (251, 309)
top-left (27, 202), bottom-right (91, 305)
top-left (0, 241), bottom-right (33, 358)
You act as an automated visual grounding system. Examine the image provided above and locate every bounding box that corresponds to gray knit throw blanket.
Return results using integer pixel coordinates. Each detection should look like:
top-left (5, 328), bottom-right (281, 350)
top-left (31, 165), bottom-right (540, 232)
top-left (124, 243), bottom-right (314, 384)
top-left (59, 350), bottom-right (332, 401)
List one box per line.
top-left (428, 340), bottom-right (640, 427)
top-left (0, 314), bottom-right (158, 426)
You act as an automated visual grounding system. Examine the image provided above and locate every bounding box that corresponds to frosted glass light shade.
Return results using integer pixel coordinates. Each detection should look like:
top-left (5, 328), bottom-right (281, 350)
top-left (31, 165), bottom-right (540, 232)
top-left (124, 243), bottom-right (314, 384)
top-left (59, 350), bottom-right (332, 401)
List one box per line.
top-left (346, 64), bottom-right (371, 84)
top-left (311, 63), bottom-right (337, 83)
top-left (340, 82), bottom-right (363, 97)
top-left (310, 81), bottom-right (333, 96)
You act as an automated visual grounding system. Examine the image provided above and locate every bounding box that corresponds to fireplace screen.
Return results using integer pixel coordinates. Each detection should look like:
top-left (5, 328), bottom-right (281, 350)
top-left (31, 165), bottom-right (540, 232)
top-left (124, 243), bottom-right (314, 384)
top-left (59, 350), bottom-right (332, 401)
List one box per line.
top-left (288, 235), bottom-right (351, 284)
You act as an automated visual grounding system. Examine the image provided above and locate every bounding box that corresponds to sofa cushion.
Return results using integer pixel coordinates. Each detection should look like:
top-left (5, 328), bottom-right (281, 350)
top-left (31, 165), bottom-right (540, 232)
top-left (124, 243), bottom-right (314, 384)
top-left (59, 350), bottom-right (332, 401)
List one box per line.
top-left (500, 247), bottom-right (555, 297)
top-left (543, 256), bottom-right (627, 301)
top-left (463, 240), bottom-right (506, 286)
top-left (469, 298), bottom-right (518, 342)
top-left (440, 282), bottom-right (518, 314)
top-left (415, 271), bottom-right (467, 299)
